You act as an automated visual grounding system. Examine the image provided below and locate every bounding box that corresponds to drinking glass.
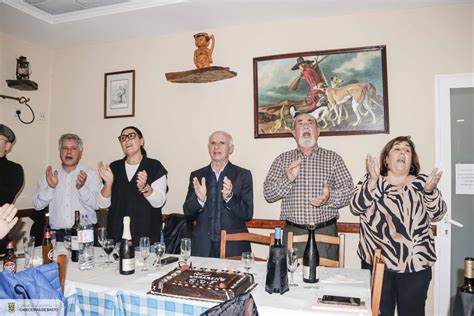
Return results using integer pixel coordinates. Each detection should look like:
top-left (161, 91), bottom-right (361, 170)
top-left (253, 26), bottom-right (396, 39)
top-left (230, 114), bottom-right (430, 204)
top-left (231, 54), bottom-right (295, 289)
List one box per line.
top-left (154, 242), bottom-right (166, 269)
top-left (50, 230), bottom-right (57, 249)
top-left (140, 237), bottom-right (150, 272)
top-left (241, 252), bottom-right (255, 274)
top-left (103, 239), bottom-right (115, 264)
top-left (63, 235), bottom-right (72, 259)
top-left (287, 247), bottom-right (299, 286)
top-left (180, 238), bottom-right (191, 265)
top-left (97, 227), bottom-right (107, 257)
top-left (23, 236), bottom-right (35, 268)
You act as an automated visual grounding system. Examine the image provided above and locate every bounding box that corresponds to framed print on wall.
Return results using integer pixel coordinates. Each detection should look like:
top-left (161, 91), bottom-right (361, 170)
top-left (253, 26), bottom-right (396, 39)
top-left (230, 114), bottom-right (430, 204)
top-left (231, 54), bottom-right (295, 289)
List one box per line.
top-left (104, 70), bottom-right (135, 119)
top-left (253, 45), bottom-right (389, 138)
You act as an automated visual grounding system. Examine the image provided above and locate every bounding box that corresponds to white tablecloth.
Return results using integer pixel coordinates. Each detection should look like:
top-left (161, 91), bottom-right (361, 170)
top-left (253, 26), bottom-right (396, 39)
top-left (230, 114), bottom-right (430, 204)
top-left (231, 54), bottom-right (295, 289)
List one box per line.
top-left (21, 245), bottom-right (371, 315)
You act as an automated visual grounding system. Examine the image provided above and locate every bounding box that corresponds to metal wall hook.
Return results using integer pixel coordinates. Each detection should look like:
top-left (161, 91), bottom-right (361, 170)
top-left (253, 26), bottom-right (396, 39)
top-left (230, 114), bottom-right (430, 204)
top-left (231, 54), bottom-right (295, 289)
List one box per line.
top-left (0, 94), bottom-right (35, 124)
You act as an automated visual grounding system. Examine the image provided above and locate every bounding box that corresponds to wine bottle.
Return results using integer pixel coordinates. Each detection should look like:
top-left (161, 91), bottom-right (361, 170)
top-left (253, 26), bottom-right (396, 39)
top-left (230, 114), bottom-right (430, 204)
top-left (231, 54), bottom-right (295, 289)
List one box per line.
top-left (70, 210), bottom-right (81, 262)
top-left (302, 225), bottom-right (319, 283)
top-left (3, 240), bottom-right (17, 273)
top-left (42, 229), bottom-right (53, 264)
top-left (119, 216), bottom-right (135, 275)
top-left (460, 257), bottom-right (474, 293)
top-left (274, 226), bottom-right (282, 246)
top-left (265, 226), bottom-right (289, 294)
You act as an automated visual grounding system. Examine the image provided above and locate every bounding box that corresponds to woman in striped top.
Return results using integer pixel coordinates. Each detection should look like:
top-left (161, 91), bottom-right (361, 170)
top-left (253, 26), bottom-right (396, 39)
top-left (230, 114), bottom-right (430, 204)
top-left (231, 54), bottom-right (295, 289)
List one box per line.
top-left (351, 136), bottom-right (447, 316)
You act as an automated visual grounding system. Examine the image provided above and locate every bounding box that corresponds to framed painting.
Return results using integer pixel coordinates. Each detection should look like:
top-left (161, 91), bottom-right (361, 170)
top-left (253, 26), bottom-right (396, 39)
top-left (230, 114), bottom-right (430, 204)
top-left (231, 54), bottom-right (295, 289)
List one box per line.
top-left (104, 70), bottom-right (135, 119)
top-left (253, 45), bottom-right (389, 138)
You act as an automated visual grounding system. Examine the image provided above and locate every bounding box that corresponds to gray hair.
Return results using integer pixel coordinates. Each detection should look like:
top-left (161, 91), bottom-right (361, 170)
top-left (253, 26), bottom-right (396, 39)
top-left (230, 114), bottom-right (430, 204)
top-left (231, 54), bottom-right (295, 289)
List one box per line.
top-left (209, 131), bottom-right (233, 145)
top-left (58, 133), bottom-right (83, 151)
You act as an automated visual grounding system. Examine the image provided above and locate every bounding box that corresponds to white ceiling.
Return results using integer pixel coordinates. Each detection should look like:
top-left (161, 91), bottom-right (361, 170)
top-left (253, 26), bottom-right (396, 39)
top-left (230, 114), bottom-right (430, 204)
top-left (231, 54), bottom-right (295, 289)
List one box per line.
top-left (0, 0), bottom-right (472, 48)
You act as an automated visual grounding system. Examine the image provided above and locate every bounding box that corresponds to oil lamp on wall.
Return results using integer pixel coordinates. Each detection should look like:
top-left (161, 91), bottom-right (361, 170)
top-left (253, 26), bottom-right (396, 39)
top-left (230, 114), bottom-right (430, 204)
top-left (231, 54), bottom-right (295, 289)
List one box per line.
top-left (16, 56), bottom-right (31, 80)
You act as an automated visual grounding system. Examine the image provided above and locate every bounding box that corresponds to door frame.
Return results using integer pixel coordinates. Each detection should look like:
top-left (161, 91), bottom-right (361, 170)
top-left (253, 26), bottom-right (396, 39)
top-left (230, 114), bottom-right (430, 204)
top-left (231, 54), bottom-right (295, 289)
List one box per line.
top-left (434, 73), bottom-right (474, 316)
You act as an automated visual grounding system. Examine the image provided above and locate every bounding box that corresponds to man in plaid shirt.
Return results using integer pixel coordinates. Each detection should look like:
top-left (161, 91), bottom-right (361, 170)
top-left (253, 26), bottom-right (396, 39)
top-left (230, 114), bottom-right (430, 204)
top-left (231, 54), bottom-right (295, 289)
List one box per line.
top-left (263, 113), bottom-right (353, 259)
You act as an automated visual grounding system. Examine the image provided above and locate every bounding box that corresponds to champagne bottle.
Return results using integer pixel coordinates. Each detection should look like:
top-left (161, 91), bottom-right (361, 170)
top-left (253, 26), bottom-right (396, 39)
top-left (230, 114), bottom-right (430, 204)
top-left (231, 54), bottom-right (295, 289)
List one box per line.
top-left (3, 240), bottom-right (17, 273)
top-left (460, 257), bottom-right (474, 293)
top-left (274, 226), bottom-right (282, 246)
top-left (119, 216), bottom-right (135, 275)
top-left (42, 229), bottom-right (53, 264)
top-left (70, 210), bottom-right (81, 262)
top-left (303, 225), bottom-right (319, 283)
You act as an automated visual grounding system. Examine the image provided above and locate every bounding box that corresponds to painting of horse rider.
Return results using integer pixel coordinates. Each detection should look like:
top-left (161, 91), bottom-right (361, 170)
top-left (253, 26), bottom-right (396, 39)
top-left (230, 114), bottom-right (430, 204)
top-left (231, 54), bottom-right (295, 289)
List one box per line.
top-left (253, 45), bottom-right (389, 138)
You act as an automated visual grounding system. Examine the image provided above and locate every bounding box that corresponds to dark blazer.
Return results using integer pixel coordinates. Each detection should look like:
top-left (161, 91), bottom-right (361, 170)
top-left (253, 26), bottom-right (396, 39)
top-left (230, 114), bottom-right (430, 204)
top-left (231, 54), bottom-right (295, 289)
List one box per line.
top-left (183, 162), bottom-right (253, 257)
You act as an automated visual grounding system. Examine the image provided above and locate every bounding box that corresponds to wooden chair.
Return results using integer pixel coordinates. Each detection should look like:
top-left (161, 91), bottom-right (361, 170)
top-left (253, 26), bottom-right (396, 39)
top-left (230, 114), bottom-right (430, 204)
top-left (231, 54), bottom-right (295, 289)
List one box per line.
top-left (220, 230), bottom-right (274, 261)
top-left (57, 254), bottom-right (67, 293)
top-left (287, 232), bottom-right (345, 268)
top-left (371, 249), bottom-right (385, 316)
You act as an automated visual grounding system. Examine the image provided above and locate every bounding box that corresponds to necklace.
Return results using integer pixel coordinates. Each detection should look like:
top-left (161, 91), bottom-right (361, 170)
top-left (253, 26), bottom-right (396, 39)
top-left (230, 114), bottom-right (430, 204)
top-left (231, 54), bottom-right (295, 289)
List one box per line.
top-left (126, 156), bottom-right (142, 165)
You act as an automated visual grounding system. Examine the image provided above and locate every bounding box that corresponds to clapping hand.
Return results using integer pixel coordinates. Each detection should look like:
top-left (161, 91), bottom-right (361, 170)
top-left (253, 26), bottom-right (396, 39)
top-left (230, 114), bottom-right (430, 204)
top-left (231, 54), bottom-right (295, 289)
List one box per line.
top-left (0, 204), bottom-right (18, 239)
top-left (98, 161), bottom-right (114, 184)
top-left (136, 170), bottom-right (148, 192)
top-left (366, 154), bottom-right (380, 191)
top-left (45, 166), bottom-right (58, 189)
top-left (193, 177), bottom-right (207, 203)
top-left (222, 176), bottom-right (233, 200)
top-left (310, 180), bottom-right (330, 207)
top-left (286, 159), bottom-right (301, 183)
top-left (424, 168), bottom-right (443, 193)
top-left (76, 170), bottom-right (87, 189)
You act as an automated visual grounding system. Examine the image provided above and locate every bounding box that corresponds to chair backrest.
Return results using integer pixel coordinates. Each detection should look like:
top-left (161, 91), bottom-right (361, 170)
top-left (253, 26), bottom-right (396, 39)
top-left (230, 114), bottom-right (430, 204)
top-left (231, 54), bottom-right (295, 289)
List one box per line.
top-left (287, 232), bottom-right (345, 268)
top-left (220, 230), bottom-right (274, 261)
top-left (57, 254), bottom-right (67, 293)
top-left (371, 249), bottom-right (385, 316)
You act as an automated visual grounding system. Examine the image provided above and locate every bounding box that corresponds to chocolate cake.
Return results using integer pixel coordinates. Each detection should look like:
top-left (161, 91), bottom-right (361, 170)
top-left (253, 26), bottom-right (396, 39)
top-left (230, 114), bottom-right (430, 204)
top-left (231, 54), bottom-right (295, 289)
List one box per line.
top-left (150, 267), bottom-right (255, 302)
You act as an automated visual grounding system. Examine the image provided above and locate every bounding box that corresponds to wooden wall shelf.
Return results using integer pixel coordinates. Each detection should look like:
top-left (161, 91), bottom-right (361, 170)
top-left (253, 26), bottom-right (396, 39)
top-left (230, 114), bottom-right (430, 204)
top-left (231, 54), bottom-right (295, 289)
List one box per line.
top-left (6, 79), bottom-right (38, 91)
top-left (165, 66), bottom-right (237, 83)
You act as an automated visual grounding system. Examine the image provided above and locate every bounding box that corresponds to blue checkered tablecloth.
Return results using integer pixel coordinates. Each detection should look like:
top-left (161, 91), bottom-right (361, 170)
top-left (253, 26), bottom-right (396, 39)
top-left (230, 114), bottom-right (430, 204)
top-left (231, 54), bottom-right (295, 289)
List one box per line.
top-left (66, 288), bottom-right (119, 315)
top-left (65, 289), bottom-right (209, 315)
top-left (118, 291), bottom-right (208, 316)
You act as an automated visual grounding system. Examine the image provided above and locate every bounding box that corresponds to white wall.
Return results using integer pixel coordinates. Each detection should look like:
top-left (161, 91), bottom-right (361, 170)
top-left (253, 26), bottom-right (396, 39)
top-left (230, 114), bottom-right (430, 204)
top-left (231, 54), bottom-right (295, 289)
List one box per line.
top-left (0, 33), bottom-right (53, 208)
top-left (1, 4), bottom-right (473, 314)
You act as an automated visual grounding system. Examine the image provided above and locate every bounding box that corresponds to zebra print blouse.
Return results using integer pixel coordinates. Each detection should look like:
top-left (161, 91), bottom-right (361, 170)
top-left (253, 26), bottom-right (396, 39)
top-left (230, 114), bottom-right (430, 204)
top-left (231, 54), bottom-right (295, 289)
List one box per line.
top-left (351, 174), bottom-right (447, 273)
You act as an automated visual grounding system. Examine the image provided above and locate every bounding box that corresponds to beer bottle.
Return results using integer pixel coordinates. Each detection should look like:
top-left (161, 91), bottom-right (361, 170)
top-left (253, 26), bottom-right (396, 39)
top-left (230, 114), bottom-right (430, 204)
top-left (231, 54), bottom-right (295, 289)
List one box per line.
top-left (3, 241), bottom-right (17, 273)
top-left (42, 229), bottom-right (54, 264)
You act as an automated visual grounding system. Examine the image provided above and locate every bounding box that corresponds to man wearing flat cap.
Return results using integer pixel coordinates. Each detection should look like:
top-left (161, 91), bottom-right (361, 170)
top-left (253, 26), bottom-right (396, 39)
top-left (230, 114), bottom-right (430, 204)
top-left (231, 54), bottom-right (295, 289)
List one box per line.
top-left (0, 124), bottom-right (24, 254)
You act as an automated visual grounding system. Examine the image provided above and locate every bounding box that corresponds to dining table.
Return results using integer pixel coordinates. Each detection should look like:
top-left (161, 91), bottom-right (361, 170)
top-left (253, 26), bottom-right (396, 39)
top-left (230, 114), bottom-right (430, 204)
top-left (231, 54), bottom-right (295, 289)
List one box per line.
top-left (16, 244), bottom-right (372, 315)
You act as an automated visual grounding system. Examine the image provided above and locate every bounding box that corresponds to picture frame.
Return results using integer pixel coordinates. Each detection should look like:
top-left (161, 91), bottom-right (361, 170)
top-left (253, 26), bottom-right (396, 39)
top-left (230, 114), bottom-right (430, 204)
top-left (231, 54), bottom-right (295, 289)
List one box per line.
top-left (253, 45), bottom-right (389, 138)
top-left (104, 70), bottom-right (135, 119)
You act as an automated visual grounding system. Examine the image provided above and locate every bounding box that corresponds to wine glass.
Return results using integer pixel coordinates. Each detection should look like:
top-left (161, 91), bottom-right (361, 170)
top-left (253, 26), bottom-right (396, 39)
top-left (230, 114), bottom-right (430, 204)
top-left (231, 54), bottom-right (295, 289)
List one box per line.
top-left (287, 247), bottom-right (299, 286)
top-left (103, 239), bottom-right (115, 265)
top-left (180, 238), bottom-right (191, 265)
top-left (63, 235), bottom-right (72, 259)
top-left (97, 227), bottom-right (107, 257)
top-left (154, 242), bottom-right (166, 269)
top-left (241, 252), bottom-right (255, 274)
top-left (140, 237), bottom-right (150, 272)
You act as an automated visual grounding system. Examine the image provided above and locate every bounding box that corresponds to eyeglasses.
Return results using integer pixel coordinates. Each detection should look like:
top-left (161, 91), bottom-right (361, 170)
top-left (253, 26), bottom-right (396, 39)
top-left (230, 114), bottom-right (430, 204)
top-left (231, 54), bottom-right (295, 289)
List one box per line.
top-left (118, 132), bottom-right (138, 142)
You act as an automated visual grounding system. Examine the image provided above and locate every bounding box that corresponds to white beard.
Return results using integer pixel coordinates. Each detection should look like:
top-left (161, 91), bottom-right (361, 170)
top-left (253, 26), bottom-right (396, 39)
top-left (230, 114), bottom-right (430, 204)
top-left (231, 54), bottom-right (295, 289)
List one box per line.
top-left (298, 136), bottom-right (316, 149)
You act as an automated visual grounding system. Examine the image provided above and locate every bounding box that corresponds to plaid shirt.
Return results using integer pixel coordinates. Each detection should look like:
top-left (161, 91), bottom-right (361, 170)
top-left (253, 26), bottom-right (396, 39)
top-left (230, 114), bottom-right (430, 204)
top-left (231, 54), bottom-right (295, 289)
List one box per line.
top-left (264, 147), bottom-right (353, 225)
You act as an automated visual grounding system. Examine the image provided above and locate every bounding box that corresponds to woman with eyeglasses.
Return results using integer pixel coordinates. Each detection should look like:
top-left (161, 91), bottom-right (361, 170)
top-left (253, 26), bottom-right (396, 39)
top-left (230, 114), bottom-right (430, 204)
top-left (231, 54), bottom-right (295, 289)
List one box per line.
top-left (97, 126), bottom-right (167, 245)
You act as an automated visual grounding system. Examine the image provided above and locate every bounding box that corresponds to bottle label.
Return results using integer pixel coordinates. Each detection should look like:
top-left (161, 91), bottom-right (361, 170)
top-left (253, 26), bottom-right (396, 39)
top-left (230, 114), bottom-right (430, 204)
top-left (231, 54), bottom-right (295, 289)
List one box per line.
top-left (71, 236), bottom-right (79, 251)
top-left (48, 249), bottom-right (53, 261)
top-left (303, 265), bottom-right (310, 278)
top-left (302, 265), bottom-right (319, 280)
top-left (121, 258), bottom-right (135, 272)
top-left (3, 261), bottom-right (16, 273)
top-left (78, 229), bottom-right (94, 243)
